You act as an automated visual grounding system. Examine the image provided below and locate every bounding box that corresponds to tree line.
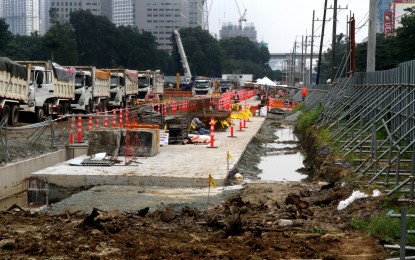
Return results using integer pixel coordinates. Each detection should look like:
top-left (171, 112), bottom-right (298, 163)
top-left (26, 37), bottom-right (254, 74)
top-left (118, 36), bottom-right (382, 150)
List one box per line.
top-left (2, 8), bottom-right (415, 84)
top-left (0, 9), bottom-right (280, 81)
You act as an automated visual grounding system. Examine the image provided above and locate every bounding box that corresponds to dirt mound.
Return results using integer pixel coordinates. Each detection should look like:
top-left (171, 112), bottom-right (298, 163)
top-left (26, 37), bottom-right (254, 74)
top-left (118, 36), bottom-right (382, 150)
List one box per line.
top-left (0, 182), bottom-right (389, 259)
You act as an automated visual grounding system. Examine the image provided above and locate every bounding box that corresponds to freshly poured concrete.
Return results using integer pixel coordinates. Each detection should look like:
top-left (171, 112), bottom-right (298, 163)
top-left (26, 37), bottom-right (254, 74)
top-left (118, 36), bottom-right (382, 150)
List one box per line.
top-left (32, 115), bottom-right (265, 188)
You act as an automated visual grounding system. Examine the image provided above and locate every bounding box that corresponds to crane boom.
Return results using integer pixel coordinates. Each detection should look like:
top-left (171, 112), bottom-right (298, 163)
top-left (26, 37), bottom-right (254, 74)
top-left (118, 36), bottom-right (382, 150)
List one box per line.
top-left (173, 30), bottom-right (192, 79)
top-left (234, 0), bottom-right (247, 29)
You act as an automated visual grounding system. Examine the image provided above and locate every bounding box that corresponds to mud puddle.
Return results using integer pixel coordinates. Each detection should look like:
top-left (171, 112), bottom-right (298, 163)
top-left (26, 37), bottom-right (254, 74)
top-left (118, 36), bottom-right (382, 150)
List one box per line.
top-left (259, 125), bottom-right (306, 181)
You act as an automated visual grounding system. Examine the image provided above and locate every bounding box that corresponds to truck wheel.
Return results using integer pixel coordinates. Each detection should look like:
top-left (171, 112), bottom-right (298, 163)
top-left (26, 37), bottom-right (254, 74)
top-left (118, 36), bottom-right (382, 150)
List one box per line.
top-left (102, 101), bottom-right (108, 112)
top-left (58, 103), bottom-right (64, 116)
top-left (36, 107), bottom-right (45, 122)
top-left (85, 103), bottom-right (91, 114)
top-left (1, 104), bottom-right (10, 126)
top-left (10, 105), bottom-right (19, 126)
top-left (64, 103), bottom-right (70, 115)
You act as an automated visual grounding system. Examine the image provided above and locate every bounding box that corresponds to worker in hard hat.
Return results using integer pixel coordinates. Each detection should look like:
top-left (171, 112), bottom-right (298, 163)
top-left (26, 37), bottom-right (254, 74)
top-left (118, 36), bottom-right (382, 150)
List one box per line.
top-left (233, 90), bottom-right (240, 104)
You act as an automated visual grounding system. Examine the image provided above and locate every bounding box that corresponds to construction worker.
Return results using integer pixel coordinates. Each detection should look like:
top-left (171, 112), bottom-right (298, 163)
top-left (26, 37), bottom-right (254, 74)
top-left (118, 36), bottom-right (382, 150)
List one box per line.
top-left (302, 87), bottom-right (308, 101)
top-left (191, 117), bottom-right (210, 135)
top-left (233, 90), bottom-right (240, 104)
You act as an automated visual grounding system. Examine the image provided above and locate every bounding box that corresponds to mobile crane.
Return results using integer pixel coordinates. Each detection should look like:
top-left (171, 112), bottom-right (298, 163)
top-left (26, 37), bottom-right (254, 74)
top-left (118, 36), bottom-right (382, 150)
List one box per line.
top-left (173, 30), bottom-right (193, 90)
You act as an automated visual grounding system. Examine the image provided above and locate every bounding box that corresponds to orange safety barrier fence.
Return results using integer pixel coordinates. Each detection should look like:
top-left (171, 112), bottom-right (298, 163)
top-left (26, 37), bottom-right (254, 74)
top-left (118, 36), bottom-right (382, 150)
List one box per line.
top-left (268, 98), bottom-right (298, 109)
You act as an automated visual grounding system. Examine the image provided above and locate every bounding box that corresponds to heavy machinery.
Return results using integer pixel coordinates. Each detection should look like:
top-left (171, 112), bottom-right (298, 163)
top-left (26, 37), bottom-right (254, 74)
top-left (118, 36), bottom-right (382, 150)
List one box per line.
top-left (71, 66), bottom-right (110, 114)
top-left (173, 30), bottom-right (194, 91)
top-left (18, 60), bottom-right (75, 122)
top-left (0, 57), bottom-right (30, 125)
top-left (138, 70), bottom-right (164, 101)
top-left (108, 69), bottom-right (139, 108)
top-left (173, 30), bottom-right (192, 80)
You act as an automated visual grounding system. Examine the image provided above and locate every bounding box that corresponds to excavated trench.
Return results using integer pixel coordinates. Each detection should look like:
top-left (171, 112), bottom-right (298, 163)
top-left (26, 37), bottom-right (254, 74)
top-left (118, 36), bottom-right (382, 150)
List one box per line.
top-left (229, 110), bottom-right (309, 183)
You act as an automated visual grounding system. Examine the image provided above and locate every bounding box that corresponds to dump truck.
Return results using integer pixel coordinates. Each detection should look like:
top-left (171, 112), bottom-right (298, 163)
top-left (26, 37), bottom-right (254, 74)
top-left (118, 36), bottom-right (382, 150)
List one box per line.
top-left (108, 69), bottom-right (139, 108)
top-left (17, 60), bottom-right (75, 122)
top-left (71, 66), bottom-right (110, 113)
top-left (0, 57), bottom-right (30, 126)
top-left (218, 79), bottom-right (232, 93)
top-left (192, 78), bottom-right (213, 96)
top-left (138, 70), bottom-right (165, 102)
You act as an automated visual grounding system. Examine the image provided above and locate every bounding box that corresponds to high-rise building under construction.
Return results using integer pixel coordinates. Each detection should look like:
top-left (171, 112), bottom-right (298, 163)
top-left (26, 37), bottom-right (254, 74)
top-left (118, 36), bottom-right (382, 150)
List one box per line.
top-left (219, 22), bottom-right (257, 42)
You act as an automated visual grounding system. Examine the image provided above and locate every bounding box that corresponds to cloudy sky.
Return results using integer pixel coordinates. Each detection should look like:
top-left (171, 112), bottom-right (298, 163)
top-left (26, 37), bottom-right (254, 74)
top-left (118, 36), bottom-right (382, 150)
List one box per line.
top-left (208, 0), bottom-right (370, 53)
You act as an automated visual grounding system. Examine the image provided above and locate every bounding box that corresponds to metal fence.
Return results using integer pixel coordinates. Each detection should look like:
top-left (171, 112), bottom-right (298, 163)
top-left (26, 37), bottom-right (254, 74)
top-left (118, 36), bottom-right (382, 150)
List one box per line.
top-left (306, 59), bottom-right (415, 259)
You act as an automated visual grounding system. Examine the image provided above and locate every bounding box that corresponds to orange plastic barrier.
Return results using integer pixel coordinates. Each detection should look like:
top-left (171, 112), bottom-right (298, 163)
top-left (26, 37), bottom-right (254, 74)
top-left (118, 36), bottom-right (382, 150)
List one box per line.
top-left (268, 98), bottom-right (297, 109)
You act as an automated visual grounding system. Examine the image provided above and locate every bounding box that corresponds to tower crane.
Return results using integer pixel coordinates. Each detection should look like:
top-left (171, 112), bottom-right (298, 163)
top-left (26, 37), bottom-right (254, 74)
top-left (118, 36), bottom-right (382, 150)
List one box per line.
top-left (235, 0), bottom-right (247, 29)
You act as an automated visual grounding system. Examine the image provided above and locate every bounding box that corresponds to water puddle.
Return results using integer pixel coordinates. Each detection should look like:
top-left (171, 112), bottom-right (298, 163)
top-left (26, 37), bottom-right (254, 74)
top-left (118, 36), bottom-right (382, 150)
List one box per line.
top-left (258, 125), bottom-right (306, 182)
top-left (274, 126), bottom-right (299, 142)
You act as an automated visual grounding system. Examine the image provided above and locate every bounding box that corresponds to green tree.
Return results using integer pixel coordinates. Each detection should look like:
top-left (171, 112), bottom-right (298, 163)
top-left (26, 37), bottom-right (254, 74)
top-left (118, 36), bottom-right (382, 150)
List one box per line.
top-left (70, 10), bottom-right (118, 67)
top-left (49, 8), bottom-right (60, 26)
top-left (219, 36), bottom-right (274, 79)
top-left (0, 18), bottom-right (13, 55)
top-left (172, 27), bottom-right (222, 77)
top-left (394, 7), bottom-right (415, 62)
top-left (220, 36), bottom-right (260, 62)
top-left (317, 36), bottom-right (348, 83)
top-left (355, 34), bottom-right (397, 72)
top-left (43, 22), bottom-right (78, 64)
top-left (5, 32), bottom-right (48, 60)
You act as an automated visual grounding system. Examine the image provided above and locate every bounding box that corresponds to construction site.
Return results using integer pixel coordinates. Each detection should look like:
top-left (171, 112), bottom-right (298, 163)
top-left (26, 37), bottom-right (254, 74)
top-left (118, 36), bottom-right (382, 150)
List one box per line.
top-left (0, 82), bottom-right (396, 259)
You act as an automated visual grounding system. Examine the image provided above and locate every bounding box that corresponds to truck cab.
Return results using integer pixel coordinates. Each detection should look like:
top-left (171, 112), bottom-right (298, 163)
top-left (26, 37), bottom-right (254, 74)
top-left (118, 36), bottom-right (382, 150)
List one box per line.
top-left (109, 72), bottom-right (126, 108)
top-left (72, 70), bottom-right (93, 113)
top-left (17, 61), bottom-right (75, 122)
top-left (192, 79), bottom-right (213, 96)
top-left (137, 73), bottom-right (152, 101)
top-left (218, 80), bottom-right (232, 93)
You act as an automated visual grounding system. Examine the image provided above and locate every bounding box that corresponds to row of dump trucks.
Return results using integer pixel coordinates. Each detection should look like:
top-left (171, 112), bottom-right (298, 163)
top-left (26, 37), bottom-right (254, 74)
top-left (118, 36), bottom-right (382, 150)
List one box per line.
top-left (0, 57), bottom-right (164, 126)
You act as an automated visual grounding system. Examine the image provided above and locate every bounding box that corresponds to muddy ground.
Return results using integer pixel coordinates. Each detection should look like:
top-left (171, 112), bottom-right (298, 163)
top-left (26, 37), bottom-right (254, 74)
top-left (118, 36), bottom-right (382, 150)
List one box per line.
top-left (0, 111), bottom-right (393, 259)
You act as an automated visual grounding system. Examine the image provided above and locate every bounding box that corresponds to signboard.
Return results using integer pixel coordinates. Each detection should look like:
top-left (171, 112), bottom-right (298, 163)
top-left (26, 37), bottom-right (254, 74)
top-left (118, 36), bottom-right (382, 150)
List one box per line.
top-left (160, 130), bottom-right (169, 146)
top-left (384, 11), bottom-right (394, 37)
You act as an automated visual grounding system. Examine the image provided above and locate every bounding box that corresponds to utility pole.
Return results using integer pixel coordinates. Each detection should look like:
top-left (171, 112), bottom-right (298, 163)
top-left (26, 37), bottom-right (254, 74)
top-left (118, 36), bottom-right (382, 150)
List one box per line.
top-left (329, 1), bottom-right (347, 84)
top-left (331, 0), bottom-right (338, 84)
top-left (367, 0), bottom-right (376, 72)
top-left (291, 40), bottom-right (297, 86)
top-left (301, 35), bottom-right (304, 84)
top-left (316, 0), bottom-right (328, 85)
top-left (309, 10), bottom-right (315, 86)
top-left (305, 35), bottom-right (308, 85)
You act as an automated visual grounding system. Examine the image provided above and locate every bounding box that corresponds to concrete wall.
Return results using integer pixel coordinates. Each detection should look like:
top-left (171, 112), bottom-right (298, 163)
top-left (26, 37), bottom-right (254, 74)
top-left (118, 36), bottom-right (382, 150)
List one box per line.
top-left (43, 174), bottom-right (224, 188)
top-left (0, 144), bottom-right (88, 210)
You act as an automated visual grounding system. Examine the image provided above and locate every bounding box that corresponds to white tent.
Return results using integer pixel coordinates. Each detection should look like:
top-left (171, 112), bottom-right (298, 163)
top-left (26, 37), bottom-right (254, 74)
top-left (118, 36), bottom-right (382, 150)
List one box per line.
top-left (254, 77), bottom-right (277, 87)
top-left (260, 77), bottom-right (277, 87)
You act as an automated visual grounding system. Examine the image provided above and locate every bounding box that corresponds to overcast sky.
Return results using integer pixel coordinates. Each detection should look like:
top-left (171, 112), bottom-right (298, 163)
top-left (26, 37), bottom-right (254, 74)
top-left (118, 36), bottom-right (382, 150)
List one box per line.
top-left (208, 0), bottom-right (370, 53)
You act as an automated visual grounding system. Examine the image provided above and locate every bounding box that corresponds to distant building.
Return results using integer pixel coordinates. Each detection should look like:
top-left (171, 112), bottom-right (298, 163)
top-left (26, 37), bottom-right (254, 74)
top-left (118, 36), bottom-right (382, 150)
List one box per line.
top-left (0, 0), bottom-right (3, 18)
top-left (49, 0), bottom-right (103, 22)
top-left (188, 0), bottom-right (203, 27)
top-left (101, 0), bottom-right (135, 27)
top-left (135, 0), bottom-right (203, 51)
top-left (3, 0), bottom-right (40, 36)
top-left (1, 0), bottom-right (204, 47)
top-left (39, 0), bottom-right (50, 35)
top-left (219, 22), bottom-right (257, 42)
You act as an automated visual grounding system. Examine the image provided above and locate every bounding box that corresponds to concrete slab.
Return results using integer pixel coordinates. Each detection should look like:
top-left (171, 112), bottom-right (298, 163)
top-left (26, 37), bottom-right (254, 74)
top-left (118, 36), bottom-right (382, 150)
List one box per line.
top-left (32, 99), bottom-right (265, 188)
